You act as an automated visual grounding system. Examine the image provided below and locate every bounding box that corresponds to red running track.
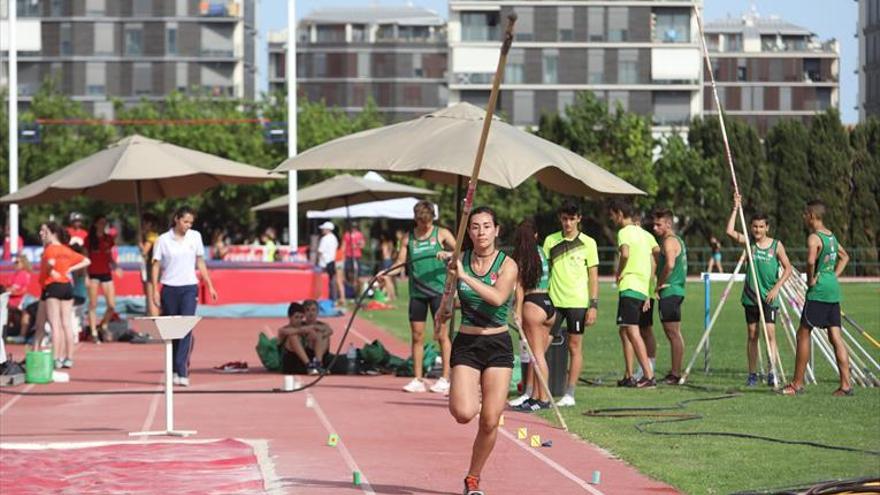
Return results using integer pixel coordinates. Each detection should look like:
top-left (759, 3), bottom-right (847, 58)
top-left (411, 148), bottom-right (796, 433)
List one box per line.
top-left (0, 316), bottom-right (679, 495)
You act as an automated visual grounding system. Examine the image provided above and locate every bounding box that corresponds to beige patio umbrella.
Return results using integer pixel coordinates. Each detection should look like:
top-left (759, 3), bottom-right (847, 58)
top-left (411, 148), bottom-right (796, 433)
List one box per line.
top-left (271, 102), bottom-right (645, 197)
top-left (0, 134), bottom-right (281, 240)
top-left (251, 172), bottom-right (436, 213)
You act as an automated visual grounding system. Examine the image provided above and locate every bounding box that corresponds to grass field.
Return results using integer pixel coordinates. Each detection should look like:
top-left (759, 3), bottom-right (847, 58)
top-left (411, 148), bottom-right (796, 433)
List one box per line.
top-left (358, 281), bottom-right (880, 495)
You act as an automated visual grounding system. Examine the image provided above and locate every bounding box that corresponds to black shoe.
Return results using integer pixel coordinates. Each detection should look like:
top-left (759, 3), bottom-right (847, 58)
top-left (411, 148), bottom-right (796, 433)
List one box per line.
top-left (516, 399), bottom-right (551, 413)
top-left (617, 376), bottom-right (636, 387)
top-left (662, 373), bottom-right (681, 385)
top-left (636, 377), bottom-right (657, 389)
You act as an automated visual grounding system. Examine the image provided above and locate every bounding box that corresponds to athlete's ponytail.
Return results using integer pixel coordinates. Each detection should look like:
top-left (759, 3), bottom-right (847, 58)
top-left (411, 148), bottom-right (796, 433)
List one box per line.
top-left (512, 218), bottom-right (541, 291)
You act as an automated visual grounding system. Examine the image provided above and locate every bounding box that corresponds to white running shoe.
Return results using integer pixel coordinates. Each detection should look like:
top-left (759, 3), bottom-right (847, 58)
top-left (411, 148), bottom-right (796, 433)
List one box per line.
top-left (556, 394), bottom-right (576, 407)
top-left (172, 373), bottom-right (181, 386)
top-left (429, 377), bottom-right (450, 394)
top-left (508, 393), bottom-right (531, 407)
top-left (178, 376), bottom-right (190, 387)
top-left (403, 378), bottom-right (427, 393)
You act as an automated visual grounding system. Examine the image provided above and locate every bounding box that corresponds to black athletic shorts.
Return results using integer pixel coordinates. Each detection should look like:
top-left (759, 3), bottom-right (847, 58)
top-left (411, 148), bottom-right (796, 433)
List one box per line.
top-left (658, 296), bottom-right (684, 323)
top-left (89, 273), bottom-right (112, 283)
top-left (524, 292), bottom-right (555, 321)
top-left (744, 303), bottom-right (777, 324)
top-left (451, 331), bottom-right (514, 371)
top-left (617, 296), bottom-right (645, 326)
top-left (42, 282), bottom-right (74, 301)
top-left (409, 296), bottom-right (442, 323)
top-left (800, 301), bottom-right (841, 329)
top-left (639, 299), bottom-right (655, 327)
top-left (554, 307), bottom-right (587, 334)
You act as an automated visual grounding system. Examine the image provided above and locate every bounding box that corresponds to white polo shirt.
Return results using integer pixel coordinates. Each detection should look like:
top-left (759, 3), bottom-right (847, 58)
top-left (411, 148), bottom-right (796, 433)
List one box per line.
top-left (153, 228), bottom-right (205, 286)
top-left (317, 232), bottom-right (338, 268)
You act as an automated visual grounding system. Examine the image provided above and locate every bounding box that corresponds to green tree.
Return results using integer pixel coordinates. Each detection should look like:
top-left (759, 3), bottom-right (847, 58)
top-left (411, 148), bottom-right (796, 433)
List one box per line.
top-left (806, 109), bottom-right (852, 242)
top-left (765, 119), bottom-right (811, 247)
top-left (654, 134), bottom-right (721, 244)
top-left (848, 118), bottom-right (880, 275)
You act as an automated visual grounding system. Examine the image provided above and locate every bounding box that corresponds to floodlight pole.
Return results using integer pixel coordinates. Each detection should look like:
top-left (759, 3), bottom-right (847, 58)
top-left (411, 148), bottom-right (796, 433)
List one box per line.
top-left (7, 1), bottom-right (19, 255)
top-left (287, 0), bottom-right (298, 249)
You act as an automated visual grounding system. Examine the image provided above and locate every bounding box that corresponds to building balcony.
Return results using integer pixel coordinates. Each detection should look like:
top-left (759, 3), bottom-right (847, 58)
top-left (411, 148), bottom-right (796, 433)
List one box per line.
top-left (199, 1), bottom-right (243, 19)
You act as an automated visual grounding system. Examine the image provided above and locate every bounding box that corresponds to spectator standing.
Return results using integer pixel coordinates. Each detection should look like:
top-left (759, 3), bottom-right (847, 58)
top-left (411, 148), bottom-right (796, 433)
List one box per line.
top-left (151, 206), bottom-right (218, 387)
top-left (86, 215), bottom-right (122, 342)
top-left (66, 212), bottom-right (88, 247)
top-left (343, 222), bottom-right (366, 284)
top-left (316, 222), bottom-right (339, 302)
top-left (38, 222), bottom-right (91, 368)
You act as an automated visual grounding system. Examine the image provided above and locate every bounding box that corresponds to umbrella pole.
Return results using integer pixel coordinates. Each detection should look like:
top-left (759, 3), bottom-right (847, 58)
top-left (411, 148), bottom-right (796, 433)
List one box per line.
top-left (434, 14), bottom-right (517, 328)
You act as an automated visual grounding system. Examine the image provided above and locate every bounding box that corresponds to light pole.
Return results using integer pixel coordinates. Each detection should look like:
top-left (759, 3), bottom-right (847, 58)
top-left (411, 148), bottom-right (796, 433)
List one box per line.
top-left (7, 0), bottom-right (19, 255)
top-left (287, 0), bottom-right (298, 249)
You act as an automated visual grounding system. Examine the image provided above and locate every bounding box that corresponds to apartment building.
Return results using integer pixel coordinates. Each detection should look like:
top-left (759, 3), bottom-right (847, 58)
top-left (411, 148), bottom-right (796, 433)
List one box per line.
top-left (703, 10), bottom-right (840, 134)
top-left (1, 0), bottom-right (257, 119)
top-left (447, 0), bottom-right (703, 133)
top-left (858, 0), bottom-right (880, 120)
top-left (268, 5), bottom-right (447, 122)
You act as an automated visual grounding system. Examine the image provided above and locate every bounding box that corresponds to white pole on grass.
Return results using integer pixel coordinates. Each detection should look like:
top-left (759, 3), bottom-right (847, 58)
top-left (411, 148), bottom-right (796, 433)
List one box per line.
top-left (287, 0), bottom-right (298, 249)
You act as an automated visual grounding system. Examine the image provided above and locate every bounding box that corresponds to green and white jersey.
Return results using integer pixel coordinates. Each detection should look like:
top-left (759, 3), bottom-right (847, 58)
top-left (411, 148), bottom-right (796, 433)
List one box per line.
top-left (407, 226), bottom-right (446, 299)
top-left (458, 250), bottom-right (510, 328)
top-left (806, 231), bottom-right (841, 303)
top-left (542, 231), bottom-right (599, 308)
top-left (536, 247), bottom-right (550, 291)
top-left (742, 239), bottom-right (780, 307)
top-left (657, 235), bottom-right (687, 299)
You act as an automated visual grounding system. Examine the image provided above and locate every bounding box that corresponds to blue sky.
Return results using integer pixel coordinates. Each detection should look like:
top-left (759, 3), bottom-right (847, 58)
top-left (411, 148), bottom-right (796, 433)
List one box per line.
top-left (258, 0), bottom-right (859, 123)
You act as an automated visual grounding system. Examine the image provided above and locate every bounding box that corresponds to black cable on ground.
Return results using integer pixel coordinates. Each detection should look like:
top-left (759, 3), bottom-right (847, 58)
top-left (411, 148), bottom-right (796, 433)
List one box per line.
top-left (730, 476), bottom-right (880, 495)
top-left (582, 387), bottom-right (880, 457)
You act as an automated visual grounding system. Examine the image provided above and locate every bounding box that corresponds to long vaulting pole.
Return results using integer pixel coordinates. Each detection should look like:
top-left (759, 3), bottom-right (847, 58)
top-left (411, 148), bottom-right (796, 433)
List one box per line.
top-left (693, 6), bottom-right (783, 388)
top-left (434, 14), bottom-right (517, 328)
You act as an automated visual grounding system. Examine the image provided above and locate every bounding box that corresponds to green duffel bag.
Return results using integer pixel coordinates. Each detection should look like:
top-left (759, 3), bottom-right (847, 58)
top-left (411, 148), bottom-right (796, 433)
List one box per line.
top-left (361, 339), bottom-right (391, 367)
top-left (255, 332), bottom-right (282, 372)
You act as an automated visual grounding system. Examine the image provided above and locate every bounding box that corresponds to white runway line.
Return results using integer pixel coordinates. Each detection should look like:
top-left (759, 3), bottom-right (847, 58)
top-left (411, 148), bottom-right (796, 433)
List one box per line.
top-left (307, 390), bottom-right (376, 495)
top-left (0, 383), bottom-right (35, 416)
top-left (499, 427), bottom-right (606, 495)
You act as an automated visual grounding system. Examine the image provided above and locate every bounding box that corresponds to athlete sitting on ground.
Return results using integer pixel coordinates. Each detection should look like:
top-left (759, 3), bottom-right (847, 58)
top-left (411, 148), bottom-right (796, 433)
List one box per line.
top-left (726, 194), bottom-right (792, 387)
top-left (303, 299), bottom-right (334, 372)
top-left (278, 302), bottom-right (327, 375)
top-left (440, 206), bottom-right (518, 495)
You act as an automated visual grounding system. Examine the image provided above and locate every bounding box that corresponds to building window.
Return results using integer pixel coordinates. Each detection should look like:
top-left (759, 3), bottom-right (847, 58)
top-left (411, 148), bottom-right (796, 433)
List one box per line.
top-left (357, 52), bottom-right (370, 78)
top-left (59, 23), bottom-right (72, 55)
top-left (176, 62), bottom-right (188, 92)
top-left (167, 24), bottom-right (178, 55)
top-left (513, 90), bottom-right (534, 126)
top-left (413, 54), bottom-right (423, 77)
top-left (780, 86), bottom-right (792, 111)
top-left (653, 91), bottom-right (690, 125)
top-left (50, 0), bottom-right (63, 16)
top-left (316, 26), bottom-right (345, 43)
top-left (351, 24), bottom-right (367, 42)
top-left (736, 59), bottom-right (747, 81)
top-left (558, 7), bottom-right (574, 41)
top-left (201, 64), bottom-right (232, 96)
top-left (618, 49), bottom-right (638, 84)
top-left (588, 49), bottom-right (604, 84)
top-left (376, 24), bottom-right (396, 41)
top-left (125, 24), bottom-right (144, 56)
top-left (587, 7), bottom-right (604, 42)
top-left (94, 23), bottom-right (114, 56)
top-left (85, 0), bottom-right (105, 16)
top-left (505, 49), bottom-right (524, 84)
top-left (816, 87), bottom-right (831, 111)
top-left (726, 34), bottom-right (742, 52)
top-left (608, 91), bottom-right (629, 112)
top-left (200, 25), bottom-right (234, 57)
top-left (176, 0), bottom-right (188, 16)
top-left (461, 12), bottom-right (500, 42)
top-left (18, 63), bottom-right (39, 95)
top-left (133, 0), bottom-right (151, 16)
top-left (133, 63), bottom-right (152, 96)
top-left (16, 0), bottom-right (41, 17)
top-left (608, 7), bottom-right (628, 42)
top-left (514, 7), bottom-right (534, 42)
top-left (542, 49), bottom-right (558, 84)
top-left (558, 90), bottom-right (575, 115)
top-left (314, 53), bottom-right (326, 77)
top-left (399, 26), bottom-right (430, 41)
top-left (653, 8), bottom-right (690, 43)
top-left (86, 62), bottom-right (106, 96)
